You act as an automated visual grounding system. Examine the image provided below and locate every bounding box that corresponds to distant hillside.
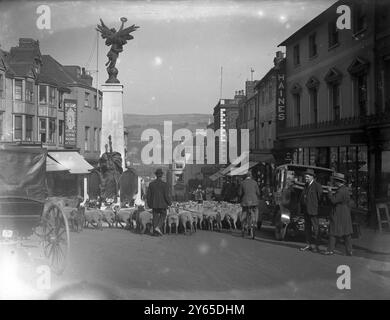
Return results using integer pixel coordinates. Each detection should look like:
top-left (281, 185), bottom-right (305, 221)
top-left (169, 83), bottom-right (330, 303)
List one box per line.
top-left (124, 113), bottom-right (212, 164)
top-left (124, 113), bottom-right (211, 128)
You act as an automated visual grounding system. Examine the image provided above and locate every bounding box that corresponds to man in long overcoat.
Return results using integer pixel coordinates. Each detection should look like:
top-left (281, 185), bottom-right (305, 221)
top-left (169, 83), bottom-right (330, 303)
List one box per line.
top-left (146, 168), bottom-right (172, 236)
top-left (299, 168), bottom-right (323, 252)
top-left (323, 173), bottom-right (353, 256)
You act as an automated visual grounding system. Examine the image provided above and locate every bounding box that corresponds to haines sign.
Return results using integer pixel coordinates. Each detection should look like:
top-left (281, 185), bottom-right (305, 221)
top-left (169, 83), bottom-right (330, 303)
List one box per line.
top-left (276, 65), bottom-right (286, 128)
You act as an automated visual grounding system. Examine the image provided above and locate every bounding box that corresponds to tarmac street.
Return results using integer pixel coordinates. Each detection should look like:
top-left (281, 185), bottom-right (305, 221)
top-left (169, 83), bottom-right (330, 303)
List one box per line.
top-left (10, 225), bottom-right (387, 300)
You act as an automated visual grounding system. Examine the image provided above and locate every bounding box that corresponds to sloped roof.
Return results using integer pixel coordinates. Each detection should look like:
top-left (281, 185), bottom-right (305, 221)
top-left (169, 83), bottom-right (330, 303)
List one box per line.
top-left (8, 63), bottom-right (35, 78)
top-left (41, 55), bottom-right (76, 85)
top-left (62, 65), bottom-right (95, 89)
top-left (6, 40), bottom-right (42, 79)
top-left (278, 1), bottom-right (341, 47)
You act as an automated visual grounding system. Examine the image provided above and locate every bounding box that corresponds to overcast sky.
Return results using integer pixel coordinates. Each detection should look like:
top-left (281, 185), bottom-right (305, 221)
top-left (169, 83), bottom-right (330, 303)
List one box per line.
top-left (0, 0), bottom-right (335, 115)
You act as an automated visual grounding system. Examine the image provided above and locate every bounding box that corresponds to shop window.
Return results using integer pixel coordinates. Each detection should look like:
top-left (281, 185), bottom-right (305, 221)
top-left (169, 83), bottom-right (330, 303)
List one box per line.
top-left (357, 146), bottom-right (368, 210)
top-left (25, 81), bottom-right (34, 103)
top-left (347, 146), bottom-right (357, 187)
top-left (25, 116), bottom-right (33, 141)
top-left (39, 85), bottom-right (47, 104)
top-left (309, 148), bottom-right (318, 166)
top-left (330, 147), bottom-right (339, 171)
top-left (39, 118), bottom-right (46, 143)
top-left (303, 147), bottom-right (310, 165)
top-left (15, 79), bottom-right (23, 101)
top-left (339, 147), bottom-right (347, 175)
top-left (48, 118), bottom-right (56, 143)
top-left (59, 120), bottom-right (64, 144)
top-left (328, 19), bottom-right (339, 48)
top-left (292, 149), bottom-right (298, 164)
top-left (309, 33), bottom-right (317, 58)
top-left (0, 74), bottom-right (4, 98)
top-left (293, 44), bottom-right (300, 66)
top-left (14, 115), bottom-right (23, 140)
top-left (298, 148), bottom-right (304, 164)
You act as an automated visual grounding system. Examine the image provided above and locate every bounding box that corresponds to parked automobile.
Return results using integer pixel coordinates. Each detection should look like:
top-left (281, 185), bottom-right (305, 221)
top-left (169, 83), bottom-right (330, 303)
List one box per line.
top-left (272, 164), bottom-right (337, 241)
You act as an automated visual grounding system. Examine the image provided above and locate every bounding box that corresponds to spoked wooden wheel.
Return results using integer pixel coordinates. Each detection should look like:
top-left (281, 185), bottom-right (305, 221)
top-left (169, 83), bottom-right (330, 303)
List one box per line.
top-left (39, 203), bottom-right (70, 275)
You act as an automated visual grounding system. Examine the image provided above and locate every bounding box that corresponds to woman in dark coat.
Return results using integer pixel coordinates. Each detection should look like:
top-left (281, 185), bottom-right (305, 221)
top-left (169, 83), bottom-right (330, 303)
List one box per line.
top-left (323, 173), bottom-right (353, 256)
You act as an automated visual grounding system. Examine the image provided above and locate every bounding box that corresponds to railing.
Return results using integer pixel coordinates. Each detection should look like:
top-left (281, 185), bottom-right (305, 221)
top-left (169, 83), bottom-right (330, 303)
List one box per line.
top-left (278, 112), bottom-right (390, 136)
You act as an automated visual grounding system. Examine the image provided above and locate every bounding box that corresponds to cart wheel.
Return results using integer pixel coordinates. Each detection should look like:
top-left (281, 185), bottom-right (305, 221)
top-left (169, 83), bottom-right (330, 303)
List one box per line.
top-left (40, 203), bottom-right (70, 275)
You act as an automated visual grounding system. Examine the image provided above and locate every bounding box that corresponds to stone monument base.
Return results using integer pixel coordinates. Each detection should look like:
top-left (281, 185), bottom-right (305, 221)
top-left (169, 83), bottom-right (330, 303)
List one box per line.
top-left (100, 83), bottom-right (125, 169)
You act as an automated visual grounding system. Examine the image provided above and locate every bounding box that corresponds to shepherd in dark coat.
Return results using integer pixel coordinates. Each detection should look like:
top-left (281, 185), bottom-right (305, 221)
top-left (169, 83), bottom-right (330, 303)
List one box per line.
top-left (146, 168), bottom-right (172, 236)
top-left (323, 173), bottom-right (353, 256)
top-left (299, 168), bottom-right (323, 253)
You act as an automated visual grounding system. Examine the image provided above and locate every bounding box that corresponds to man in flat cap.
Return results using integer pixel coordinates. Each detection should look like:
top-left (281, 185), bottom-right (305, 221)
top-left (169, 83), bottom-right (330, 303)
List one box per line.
top-left (147, 168), bottom-right (172, 236)
top-left (299, 168), bottom-right (323, 252)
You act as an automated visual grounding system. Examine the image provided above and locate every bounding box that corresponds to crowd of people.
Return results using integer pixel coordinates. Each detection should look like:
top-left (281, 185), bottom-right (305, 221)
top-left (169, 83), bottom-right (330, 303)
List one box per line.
top-left (144, 167), bottom-right (355, 256)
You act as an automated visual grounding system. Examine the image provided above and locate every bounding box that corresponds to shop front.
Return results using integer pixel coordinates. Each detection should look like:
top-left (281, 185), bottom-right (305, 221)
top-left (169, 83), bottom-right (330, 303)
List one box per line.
top-left (47, 150), bottom-right (94, 198)
top-left (291, 145), bottom-right (369, 211)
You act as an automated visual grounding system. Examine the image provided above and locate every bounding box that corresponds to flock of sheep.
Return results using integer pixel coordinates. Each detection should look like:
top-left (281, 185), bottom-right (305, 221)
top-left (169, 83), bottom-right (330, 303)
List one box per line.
top-left (51, 197), bottom-right (244, 236)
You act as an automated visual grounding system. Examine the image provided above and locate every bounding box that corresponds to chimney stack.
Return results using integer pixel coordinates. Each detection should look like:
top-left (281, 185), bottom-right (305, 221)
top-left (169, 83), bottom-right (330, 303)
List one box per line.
top-left (274, 51), bottom-right (285, 68)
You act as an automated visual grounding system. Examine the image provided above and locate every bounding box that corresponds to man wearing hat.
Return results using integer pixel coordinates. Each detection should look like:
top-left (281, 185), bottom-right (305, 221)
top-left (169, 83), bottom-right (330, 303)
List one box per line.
top-left (299, 168), bottom-right (323, 252)
top-left (238, 169), bottom-right (260, 237)
top-left (323, 173), bottom-right (353, 256)
top-left (146, 168), bottom-right (172, 236)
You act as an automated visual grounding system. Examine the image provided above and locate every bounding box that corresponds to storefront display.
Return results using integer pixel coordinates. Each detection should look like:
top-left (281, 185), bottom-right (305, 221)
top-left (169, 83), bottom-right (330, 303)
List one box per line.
top-left (291, 145), bottom-right (368, 210)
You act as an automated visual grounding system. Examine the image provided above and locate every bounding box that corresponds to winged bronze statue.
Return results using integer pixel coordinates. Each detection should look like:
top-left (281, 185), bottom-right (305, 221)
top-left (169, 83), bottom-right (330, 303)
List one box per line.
top-left (96, 17), bottom-right (139, 83)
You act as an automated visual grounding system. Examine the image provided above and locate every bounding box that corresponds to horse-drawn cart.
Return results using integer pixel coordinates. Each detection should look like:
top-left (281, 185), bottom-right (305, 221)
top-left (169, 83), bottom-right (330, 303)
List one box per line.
top-left (0, 144), bottom-right (70, 275)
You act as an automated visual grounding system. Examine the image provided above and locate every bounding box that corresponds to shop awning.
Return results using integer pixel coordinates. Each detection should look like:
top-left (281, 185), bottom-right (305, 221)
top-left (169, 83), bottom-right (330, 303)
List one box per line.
top-left (46, 156), bottom-right (69, 172)
top-left (228, 161), bottom-right (259, 176)
top-left (48, 151), bottom-right (94, 174)
top-left (209, 170), bottom-right (224, 181)
top-left (220, 152), bottom-right (250, 175)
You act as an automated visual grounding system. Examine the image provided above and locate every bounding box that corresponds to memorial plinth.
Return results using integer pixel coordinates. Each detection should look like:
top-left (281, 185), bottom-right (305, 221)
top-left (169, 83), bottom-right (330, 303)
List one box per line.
top-left (100, 83), bottom-right (125, 169)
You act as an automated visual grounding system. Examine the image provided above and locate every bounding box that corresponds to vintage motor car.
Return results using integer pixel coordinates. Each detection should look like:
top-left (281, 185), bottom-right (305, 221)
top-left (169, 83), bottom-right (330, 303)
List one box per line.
top-left (272, 164), bottom-right (337, 241)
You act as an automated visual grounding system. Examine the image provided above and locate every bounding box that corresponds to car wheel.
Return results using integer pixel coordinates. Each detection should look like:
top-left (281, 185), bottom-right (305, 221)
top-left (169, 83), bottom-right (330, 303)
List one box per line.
top-left (274, 223), bottom-right (282, 240)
